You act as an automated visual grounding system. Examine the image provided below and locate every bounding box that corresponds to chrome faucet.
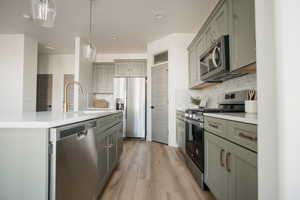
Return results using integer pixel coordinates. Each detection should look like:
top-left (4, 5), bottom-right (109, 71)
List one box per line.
top-left (64, 81), bottom-right (84, 112)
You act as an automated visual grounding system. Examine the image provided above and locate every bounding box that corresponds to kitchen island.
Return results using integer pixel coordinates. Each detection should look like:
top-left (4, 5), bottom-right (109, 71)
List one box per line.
top-left (0, 111), bottom-right (123, 200)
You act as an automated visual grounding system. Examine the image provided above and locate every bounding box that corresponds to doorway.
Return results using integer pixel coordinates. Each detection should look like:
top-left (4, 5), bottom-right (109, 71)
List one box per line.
top-left (151, 63), bottom-right (169, 144)
top-left (36, 74), bottom-right (53, 111)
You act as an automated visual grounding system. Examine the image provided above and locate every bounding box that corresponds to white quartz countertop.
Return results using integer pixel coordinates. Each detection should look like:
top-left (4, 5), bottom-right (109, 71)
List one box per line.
top-left (204, 113), bottom-right (258, 125)
top-left (0, 111), bottom-right (121, 128)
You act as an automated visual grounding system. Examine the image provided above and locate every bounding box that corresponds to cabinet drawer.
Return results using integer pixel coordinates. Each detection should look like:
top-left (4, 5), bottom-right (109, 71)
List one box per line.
top-left (96, 114), bottom-right (122, 132)
top-left (204, 117), bottom-right (227, 138)
top-left (227, 121), bottom-right (257, 152)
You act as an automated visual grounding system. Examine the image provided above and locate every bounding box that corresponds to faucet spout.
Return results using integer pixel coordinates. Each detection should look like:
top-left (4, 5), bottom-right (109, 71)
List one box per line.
top-left (64, 81), bottom-right (84, 112)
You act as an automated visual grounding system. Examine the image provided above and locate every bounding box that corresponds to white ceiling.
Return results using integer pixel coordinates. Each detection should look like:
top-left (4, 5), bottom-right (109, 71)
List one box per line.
top-left (0, 0), bottom-right (218, 54)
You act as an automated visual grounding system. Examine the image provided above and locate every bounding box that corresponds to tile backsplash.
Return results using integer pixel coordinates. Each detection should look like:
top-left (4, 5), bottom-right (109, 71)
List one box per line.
top-left (176, 74), bottom-right (257, 110)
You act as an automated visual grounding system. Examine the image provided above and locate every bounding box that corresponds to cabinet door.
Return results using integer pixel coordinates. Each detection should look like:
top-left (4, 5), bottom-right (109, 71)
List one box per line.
top-left (176, 119), bottom-right (182, 148)
top-left (117, 123), bottom-right (123, 159)
top-left (205, 25), bottom-right (214, 48)
top-left (230, 0), bottom-right (256, 70)
top-left (95, 133), bottom-right (109, 188)
top-left (93, 64), bottom-right (115, 93)
top-left (130, 61), bottom-right (147, 77)
top-left (115, 63), bottom-right (130, 77)
top-left (227, 142), bottom-right (258, 200)
top-left (188, 47), bottom-right (198, 88)
top-left (108, 130), bottom-right (118, 172)
top-left (196, 35), bottom-right (207, 84)
top-left (179, 120), bottom-right (186, 152)
top-left (105, 66), bottom-right (115, 92)
top-left (212, 1), bottom-right (229, 39)
top-left (205, 132), bottom-right (228, 200)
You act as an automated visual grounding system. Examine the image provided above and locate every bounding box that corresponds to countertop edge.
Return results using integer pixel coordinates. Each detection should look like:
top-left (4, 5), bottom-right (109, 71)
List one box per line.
top-left (203, 113), bottom-right (258, 125)
top-left (0, 111), bottom-right (122, 129)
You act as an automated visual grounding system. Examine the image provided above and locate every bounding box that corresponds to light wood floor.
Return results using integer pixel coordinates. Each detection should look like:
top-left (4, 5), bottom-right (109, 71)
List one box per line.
top-left (99, 140), bottom-right (215, 200)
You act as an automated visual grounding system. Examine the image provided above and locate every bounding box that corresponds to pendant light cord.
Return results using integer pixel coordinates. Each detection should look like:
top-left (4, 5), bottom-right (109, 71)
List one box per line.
top-left (89, 0), bottom-right (93, 47)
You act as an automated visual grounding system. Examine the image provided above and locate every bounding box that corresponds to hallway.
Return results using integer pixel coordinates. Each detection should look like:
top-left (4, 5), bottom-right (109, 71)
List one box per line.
top-left (99, 140), bottom-right (215, 200)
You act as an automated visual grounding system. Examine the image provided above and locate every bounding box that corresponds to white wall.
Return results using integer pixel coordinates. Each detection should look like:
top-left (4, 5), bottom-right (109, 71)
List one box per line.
top-left (256, 0), bottom-right (300, 199)
top-left (147, 33), bottom-right (194, 146)
top-left (38, 54), bottom-right (75, 112)
top-left (23, 36), bottom-right (38, 112)
top-left (0, 34), bottom-right (37, 113)
top-left (74, 37), bottom-right (93, 111)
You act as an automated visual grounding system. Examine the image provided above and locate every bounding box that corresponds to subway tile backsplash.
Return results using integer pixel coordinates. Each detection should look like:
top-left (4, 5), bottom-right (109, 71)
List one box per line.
top-left (176, 74), bottom-right (257, 110)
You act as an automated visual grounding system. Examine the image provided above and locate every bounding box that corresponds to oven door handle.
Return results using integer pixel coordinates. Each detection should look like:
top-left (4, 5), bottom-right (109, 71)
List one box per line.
top-left (185, 119), bottom-right (202, 127)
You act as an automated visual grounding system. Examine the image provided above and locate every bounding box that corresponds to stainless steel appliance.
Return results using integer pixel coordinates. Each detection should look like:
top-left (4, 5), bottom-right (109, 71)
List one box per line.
top-left (114, 78), bottom-right (146, 139)
top-left (49, 120), bottom-right (98, 200)
top-left (184, 90), bottom-right (248, 189)
top-left (200, 35), bottom-right (243, 82)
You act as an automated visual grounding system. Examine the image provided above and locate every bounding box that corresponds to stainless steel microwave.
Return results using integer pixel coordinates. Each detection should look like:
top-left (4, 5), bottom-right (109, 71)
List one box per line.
top-left (199, 35), bottom-right (231, 82)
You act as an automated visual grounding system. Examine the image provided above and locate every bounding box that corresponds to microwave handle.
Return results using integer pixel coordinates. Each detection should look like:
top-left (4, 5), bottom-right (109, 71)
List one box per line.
top-left (212, 46), bottom-right (219, 68)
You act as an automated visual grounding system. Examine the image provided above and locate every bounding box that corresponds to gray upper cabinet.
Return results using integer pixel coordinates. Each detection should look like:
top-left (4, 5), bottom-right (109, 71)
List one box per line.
top-left (188, 46), bottom-right (198, 88)
top-left (93, 63), bottom-right (115, 94)
top-left (115, 60), bottom-right (147, 77)
top-left (212, 1), bottom-right (229, 39)
top-left (188, 0), bottom-right (255, 88)
top-left (229, 0), bottom-right (256, 71)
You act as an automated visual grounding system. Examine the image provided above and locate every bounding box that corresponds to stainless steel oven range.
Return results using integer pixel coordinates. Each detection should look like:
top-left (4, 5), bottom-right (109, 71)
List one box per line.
top-left (184, 90), bottom-right (248, 190)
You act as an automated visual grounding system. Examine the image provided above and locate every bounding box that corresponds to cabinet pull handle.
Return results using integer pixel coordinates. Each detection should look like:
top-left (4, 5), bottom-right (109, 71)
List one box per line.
top-left (220, 149), bottom-right (225, 167)
top-left (226, 152), bottom-right (231, 172)
top-left (239, 132), bottom-right (257, 141)
top-left (209, 123), bottom-right (219, 129)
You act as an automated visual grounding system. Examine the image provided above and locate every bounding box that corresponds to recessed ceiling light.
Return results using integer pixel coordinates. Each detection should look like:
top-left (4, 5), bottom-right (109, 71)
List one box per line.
top-left (45, 45), bottom-right (55, 50)
top-left (155, 14), bottom-right (165, 19)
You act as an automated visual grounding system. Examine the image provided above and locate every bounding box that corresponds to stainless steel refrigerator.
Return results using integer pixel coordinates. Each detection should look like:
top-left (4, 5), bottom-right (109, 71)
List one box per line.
top-left (114, 78), bottom-right (146, 139)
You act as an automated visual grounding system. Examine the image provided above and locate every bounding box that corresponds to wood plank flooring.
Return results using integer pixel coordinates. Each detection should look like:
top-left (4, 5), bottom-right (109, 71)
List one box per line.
top-left (99, 140), bottom-right (215, 200)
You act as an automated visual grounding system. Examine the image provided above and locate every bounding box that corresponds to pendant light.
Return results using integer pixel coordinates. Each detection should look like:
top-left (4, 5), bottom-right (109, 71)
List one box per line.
top-left (31, 0), bottom-right (56, 28)
top-left (85, 0), bottom-right (97, 61)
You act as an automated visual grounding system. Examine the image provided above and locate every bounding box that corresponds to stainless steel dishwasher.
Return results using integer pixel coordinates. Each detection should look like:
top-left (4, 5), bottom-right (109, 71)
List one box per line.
top-left (49, 120), bottom-right (98, 200)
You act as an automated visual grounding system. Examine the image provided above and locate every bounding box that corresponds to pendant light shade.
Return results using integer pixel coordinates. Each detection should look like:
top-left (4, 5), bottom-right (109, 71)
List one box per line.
top-left (31, 0), bottom-right (56, 28)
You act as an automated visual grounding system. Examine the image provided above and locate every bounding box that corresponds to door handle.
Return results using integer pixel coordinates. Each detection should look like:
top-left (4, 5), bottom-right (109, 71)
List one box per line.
top-left (220, 149), bottom-right (225, 167)
top-left (226, 152), bottom-right (231, 172)
top-left (151, 106), bottom-right (155, 109)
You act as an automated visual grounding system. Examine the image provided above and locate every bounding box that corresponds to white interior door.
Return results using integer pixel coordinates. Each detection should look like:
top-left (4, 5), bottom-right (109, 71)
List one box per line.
top-left (151, 63), bottom-right (169, 144)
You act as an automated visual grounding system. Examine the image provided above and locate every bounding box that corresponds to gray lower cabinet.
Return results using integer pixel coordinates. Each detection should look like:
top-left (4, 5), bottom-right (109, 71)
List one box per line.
top-left (96, 133), bottom-right (109, 190)
top-left (205, 130), bottom-right (257, 200)
top-left (227, 141), bottom-right (257, 200)
top-left (176, 118), bottom-right (186, 152)
top-left (94, 113), bottom-right (123, 195)
top-left (205, 132), bottom-right (228, 200)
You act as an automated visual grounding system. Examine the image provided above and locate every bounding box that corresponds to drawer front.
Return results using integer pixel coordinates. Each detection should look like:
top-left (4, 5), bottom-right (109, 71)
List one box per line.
top-left (204, 117), bottom-right (227, 138)
top-left (227, 121), bottom-right (257, 152)
top-left (96, 113), bottom-right (122, 132)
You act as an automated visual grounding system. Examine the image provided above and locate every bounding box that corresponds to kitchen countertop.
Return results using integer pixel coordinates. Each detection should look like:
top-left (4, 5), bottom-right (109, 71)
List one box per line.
top-left (0, 110), bottom-right (121, 128)
top-left (204, 112), bottom-right (258, 125)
